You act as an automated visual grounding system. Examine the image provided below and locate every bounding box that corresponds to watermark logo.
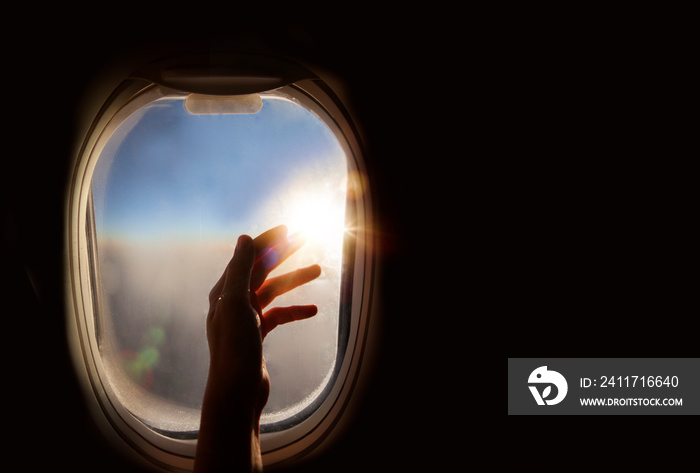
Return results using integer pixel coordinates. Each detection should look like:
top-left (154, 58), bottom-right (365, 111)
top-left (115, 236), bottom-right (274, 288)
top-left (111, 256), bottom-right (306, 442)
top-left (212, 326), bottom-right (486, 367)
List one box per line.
top-left (528, 366), bottom-right (568, 405)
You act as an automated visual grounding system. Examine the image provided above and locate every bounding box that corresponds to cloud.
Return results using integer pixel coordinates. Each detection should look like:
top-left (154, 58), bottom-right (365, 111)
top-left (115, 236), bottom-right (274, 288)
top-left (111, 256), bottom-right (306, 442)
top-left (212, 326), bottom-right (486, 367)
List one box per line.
top-left (97, 236), bottom-right (342, 424)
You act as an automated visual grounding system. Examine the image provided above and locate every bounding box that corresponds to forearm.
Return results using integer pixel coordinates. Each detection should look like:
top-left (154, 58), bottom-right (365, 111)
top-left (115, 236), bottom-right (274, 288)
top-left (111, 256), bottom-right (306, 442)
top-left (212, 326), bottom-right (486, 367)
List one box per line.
top-left (194, 378), bottom-right (263, 473)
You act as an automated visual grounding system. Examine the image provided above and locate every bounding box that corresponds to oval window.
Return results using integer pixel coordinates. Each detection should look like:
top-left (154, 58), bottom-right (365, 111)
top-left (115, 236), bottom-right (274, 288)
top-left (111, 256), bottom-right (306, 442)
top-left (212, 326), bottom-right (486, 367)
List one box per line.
top-left (66, 58), bottom-right (375, 471)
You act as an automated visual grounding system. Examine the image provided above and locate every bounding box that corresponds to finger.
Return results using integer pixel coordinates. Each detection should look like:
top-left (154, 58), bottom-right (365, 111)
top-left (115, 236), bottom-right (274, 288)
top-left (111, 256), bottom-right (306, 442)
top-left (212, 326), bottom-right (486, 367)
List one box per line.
top-left (210, 226), bottom-right (287, 305)
top-left (221, 234), bottom-right (255, 303)
top-left (253, 225), bottom-right (288, 255)
top-left (249, 225), bottom-right (288, 291)
top-left (257, 264), bottom-right (322, 309)
top-left (261, 305), bottom-right (318, 339)
top-left (251, 230), bottom-right (307, 292)
top-left (208, 272), bottom-right (226, 306)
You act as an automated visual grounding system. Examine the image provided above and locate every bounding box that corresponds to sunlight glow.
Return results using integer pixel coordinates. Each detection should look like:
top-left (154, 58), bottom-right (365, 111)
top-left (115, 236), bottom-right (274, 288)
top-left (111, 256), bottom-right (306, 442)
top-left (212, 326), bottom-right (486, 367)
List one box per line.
top-left (285, 188), bottom-right (347, 251)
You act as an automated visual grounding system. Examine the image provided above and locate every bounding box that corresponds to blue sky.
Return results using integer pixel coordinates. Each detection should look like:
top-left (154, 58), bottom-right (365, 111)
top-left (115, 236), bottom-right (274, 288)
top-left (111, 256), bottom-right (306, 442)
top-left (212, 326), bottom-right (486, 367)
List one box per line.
top-left (92, 96), bottom-right (346, 242)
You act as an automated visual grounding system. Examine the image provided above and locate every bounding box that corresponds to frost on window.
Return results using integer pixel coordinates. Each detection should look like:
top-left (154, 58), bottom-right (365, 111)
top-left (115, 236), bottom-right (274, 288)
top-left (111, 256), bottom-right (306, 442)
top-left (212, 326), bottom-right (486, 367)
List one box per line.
top-left (89, 93), bottom-right (348, 434)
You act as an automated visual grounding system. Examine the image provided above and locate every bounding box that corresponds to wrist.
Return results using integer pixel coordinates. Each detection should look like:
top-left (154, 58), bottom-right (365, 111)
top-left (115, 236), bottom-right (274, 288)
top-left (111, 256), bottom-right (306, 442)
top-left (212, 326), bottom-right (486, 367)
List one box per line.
top-left (205, 362), bottom-right (263, 405)
top-left (195, 381), bottom-right (262, 473)
top-left (202, 378), bottom-right (261, 422)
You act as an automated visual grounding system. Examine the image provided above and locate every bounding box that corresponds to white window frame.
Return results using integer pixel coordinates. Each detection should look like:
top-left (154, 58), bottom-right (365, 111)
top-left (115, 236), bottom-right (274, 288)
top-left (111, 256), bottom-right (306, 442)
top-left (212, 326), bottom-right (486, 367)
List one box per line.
top-left (65, 67), bottom-right (377, 471)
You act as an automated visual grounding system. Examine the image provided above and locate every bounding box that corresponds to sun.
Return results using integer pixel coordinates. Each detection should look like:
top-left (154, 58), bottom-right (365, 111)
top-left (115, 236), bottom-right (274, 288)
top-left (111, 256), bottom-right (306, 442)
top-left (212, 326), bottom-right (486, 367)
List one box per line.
top-left (285, 189), bottom-right (347, 252)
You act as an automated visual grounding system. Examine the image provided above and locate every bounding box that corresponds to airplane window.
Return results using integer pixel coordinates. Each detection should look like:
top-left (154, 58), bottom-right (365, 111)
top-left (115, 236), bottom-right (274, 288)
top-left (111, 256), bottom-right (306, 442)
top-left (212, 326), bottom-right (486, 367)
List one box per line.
top-left (66, 61), bottom-right (376, 470)
top-left (89, 92), bottom-right (348, 436)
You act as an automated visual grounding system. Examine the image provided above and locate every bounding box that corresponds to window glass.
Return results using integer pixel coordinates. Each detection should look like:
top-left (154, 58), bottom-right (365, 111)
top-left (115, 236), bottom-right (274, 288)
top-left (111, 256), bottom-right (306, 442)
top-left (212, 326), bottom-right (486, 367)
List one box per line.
top-left (90, 93), bottom-right (348, 434)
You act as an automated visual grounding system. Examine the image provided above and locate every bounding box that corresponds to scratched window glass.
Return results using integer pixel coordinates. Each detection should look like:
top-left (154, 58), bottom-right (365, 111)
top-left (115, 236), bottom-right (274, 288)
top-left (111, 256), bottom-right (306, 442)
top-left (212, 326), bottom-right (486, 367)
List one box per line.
top-left (89, 94), bottom-right (347, 434)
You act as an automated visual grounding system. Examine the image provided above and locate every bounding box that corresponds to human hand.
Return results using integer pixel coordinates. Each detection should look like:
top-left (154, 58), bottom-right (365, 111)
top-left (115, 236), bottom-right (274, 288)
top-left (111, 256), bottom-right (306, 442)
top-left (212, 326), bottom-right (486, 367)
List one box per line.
top-left (205, 225), bottom-right (321, 410)
top-left (196, 225), bottom-right (321, 473)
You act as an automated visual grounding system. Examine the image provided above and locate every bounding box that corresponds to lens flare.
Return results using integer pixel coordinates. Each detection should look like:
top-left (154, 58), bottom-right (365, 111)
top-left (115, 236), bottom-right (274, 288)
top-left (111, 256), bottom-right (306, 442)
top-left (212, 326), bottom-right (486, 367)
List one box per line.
top-left (285, 189), bottom-right (346, 252)
top-left (119, 350), bottom-right (156, 390)
top-left (119, 324), bottom-right (166, 390)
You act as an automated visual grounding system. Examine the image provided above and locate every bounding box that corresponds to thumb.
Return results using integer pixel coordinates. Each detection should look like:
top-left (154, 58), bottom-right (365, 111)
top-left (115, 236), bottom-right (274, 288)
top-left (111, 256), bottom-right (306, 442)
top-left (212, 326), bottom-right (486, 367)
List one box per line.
top-left (222, 234), bottom-right (255, 301)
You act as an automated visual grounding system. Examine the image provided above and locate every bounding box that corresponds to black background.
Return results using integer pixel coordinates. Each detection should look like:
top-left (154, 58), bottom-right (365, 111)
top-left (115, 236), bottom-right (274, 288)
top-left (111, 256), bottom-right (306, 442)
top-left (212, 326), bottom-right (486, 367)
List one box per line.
top-left (3, 7), bottom-right (695, 472)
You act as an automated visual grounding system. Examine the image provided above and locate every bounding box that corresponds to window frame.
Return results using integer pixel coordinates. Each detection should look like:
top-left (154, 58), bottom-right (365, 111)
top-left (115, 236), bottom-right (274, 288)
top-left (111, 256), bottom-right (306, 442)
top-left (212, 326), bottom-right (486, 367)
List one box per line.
top-left (66, 72), bottom-right (376, 471)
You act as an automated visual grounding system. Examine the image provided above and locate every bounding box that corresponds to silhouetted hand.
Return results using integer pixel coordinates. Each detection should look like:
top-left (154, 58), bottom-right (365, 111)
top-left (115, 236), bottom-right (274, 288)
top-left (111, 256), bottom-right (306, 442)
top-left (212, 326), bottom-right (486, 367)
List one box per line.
top-left (195, 225), bottom-right (320, 473)
top-left (206, 225), bottom-right (320, 410)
